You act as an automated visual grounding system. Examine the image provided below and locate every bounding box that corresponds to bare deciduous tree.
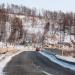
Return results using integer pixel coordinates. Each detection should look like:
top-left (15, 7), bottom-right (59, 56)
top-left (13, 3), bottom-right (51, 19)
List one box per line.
top-left (0, 8), bottom-right (8, 41)
top-left (8, 17), bottom-right (23, 43)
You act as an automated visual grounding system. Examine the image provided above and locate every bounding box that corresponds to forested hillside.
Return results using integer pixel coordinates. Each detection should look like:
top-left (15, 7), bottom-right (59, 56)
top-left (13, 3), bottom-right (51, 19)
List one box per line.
top-left (0, 4), bottom-right (75, 46)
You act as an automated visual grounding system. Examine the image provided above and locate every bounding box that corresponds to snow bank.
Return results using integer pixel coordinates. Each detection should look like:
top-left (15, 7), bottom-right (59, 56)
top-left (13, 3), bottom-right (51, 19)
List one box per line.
top-left (39, 51), bottom-right (75, 71)
top-left (56, 55), bottom-right (75, 63)
top-left (0, 50), bottom-right (24, 75)
top-left (0, 45), bottom-right (33, 75)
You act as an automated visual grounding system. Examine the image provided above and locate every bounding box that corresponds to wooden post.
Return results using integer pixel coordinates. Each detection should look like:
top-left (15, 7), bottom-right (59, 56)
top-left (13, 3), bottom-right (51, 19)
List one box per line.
top-left (62, 45), bottom-right (63, 56)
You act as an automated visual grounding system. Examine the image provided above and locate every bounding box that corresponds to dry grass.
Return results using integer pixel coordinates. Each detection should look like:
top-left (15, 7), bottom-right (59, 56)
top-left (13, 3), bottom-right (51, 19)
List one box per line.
top-left (0, 47), bottom-right (17, 54)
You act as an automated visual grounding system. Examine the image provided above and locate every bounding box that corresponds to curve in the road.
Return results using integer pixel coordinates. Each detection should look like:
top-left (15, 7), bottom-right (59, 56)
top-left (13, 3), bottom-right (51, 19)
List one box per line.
top-left (3, 51), bottom-right (75, 75)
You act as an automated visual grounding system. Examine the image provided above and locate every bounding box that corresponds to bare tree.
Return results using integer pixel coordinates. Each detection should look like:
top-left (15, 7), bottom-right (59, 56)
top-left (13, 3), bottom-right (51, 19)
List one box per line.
top-left (0, 8), bottom-right (8, 41)
top-left (8, 17), bottom-right (23, 43)
top-left (41, 22), bottom-right (50, 46)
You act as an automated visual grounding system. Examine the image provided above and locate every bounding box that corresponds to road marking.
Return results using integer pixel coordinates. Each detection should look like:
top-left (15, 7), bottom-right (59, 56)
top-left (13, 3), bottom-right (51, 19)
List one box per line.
top-left (42, 71), bottom-right (52, 75)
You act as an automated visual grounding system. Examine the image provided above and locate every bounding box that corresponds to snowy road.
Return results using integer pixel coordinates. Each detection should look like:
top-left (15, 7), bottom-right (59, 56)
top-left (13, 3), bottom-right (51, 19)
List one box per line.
top-left (2, 51), bottom-right (75, 75)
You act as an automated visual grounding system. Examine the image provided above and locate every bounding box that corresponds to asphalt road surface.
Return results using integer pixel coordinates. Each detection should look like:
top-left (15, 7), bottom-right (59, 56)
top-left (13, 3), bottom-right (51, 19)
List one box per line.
top-left (3, 51), bottom-right (75, 75)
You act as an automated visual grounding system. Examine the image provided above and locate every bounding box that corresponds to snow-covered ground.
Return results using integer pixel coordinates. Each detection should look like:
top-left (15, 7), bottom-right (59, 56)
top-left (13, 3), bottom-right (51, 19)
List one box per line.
top-left (5, 14), bottom-right (75, 45)
top-left (39, 51), bottom-right (75, 71)
top-left (56, 55), bottom-right (75, 63)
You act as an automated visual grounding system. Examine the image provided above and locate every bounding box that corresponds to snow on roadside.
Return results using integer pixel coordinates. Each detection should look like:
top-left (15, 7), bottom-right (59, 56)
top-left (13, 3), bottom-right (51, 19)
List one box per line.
top-left (0, 50), bottom-right (24, 75)
top-left (56, 55), bottom-right (75, 63)
top-left (39, 51), bottom-right (75, 71)
top-left (0, 42), bottom-right (34, 75)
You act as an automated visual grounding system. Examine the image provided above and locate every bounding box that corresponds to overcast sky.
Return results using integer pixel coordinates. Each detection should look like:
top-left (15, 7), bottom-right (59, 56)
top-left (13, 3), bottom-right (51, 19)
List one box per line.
top-left (0, 0), bottom-right (75, 12)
